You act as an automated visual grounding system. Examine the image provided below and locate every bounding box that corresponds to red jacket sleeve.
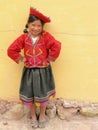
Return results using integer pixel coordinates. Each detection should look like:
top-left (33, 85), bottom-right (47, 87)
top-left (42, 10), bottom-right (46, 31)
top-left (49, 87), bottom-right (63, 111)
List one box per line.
top-left (7, 34), bottom-right (25, 63)
top-left (45, 32), bottom-right (61, 61)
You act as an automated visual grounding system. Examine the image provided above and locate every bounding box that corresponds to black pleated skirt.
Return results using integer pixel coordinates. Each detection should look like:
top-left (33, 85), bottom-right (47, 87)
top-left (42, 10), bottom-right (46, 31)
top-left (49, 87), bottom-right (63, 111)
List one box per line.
top-left (19, 65), bottom-right (55, 106)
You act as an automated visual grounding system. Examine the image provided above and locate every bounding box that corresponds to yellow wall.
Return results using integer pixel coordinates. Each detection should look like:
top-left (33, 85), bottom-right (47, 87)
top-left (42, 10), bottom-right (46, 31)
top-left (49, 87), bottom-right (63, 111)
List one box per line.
top-left (1, 0), bottom-right (98, 102)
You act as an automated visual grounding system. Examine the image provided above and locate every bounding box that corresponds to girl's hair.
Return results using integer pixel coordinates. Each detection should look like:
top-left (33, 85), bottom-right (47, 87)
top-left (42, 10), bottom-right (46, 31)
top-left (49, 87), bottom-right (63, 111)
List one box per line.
top-left (23, 15), bottom-right (45, 33)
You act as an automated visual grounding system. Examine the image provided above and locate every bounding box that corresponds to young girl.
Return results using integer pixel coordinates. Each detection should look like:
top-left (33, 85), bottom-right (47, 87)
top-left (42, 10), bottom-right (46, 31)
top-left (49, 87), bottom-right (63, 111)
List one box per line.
top-left (7, 7), bottom-right (61, 128)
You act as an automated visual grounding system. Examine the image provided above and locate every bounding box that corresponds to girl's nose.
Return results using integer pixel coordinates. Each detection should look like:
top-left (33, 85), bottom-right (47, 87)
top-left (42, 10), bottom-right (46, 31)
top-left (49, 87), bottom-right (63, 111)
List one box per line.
top-left (34, 26), bottom-right (39, 30)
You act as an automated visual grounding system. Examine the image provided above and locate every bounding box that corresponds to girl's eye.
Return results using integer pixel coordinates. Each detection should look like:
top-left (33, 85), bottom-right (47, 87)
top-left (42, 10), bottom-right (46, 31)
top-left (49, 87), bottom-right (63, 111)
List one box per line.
top-left (31, 25), bottom-right (42, 28)
top-left (32, 24), bottom-right (35, 26)
top-left (38, 25), bottom-right (42, 27)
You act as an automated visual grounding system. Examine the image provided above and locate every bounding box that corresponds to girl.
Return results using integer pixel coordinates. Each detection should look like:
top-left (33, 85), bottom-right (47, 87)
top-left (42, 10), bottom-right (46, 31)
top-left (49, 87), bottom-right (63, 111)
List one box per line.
top-left (7, 7), bottom-right (61, 128)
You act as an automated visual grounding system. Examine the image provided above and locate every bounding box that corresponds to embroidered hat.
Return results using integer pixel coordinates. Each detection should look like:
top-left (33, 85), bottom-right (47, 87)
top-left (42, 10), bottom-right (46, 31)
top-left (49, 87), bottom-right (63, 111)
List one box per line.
top-left (30, 7), bottom-right (51, 23)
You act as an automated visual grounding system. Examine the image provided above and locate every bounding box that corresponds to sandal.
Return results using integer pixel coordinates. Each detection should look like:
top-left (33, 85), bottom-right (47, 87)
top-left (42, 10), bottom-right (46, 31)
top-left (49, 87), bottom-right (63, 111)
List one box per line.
top-left (31, 120), bottom-right (38, 128)
top-left (38, 120), bottom-right (46, 128)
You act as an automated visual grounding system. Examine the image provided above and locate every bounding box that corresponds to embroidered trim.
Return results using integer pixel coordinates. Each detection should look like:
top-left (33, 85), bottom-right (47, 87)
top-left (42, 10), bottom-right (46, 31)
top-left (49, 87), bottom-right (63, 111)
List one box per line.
top-left (20, 90), bottom-right (55, 102)
top-left (20, 95), bottom-right (33, 102)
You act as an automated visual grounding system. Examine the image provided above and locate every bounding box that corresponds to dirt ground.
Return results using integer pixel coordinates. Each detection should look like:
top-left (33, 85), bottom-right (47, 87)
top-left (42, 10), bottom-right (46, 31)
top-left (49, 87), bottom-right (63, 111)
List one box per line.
top-left (0, 98), bottom-right (98, 130)
top-left (0, 114), bottom-right (98, 130)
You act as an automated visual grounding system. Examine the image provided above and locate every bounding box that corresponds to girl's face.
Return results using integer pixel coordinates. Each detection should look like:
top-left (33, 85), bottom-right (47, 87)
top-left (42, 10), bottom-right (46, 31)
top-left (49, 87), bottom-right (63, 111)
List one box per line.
top-left (28, 20), bottom-right (43, 37)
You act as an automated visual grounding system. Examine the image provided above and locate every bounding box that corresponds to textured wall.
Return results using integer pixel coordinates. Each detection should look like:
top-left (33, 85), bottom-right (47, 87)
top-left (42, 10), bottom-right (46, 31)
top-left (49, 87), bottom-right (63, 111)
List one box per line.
top-left (0, 0), bottom-right (98, 102)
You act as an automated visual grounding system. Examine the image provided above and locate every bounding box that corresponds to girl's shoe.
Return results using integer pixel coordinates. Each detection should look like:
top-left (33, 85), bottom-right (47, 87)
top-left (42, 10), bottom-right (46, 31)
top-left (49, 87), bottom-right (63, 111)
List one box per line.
top-left (31, 120), bottom-right (38, 128)
top-left (38, 120), bottom-right (46, 128)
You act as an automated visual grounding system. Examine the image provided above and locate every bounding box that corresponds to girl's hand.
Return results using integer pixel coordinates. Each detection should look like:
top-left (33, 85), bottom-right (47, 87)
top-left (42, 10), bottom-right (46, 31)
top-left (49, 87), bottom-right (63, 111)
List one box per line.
top-left (20, 56), bottom-right (26, 62)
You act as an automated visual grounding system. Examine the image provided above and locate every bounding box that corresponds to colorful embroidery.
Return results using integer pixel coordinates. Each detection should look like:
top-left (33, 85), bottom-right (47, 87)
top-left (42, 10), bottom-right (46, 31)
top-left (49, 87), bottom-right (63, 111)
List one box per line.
top-left (20, 93), bottom-right (55, 107)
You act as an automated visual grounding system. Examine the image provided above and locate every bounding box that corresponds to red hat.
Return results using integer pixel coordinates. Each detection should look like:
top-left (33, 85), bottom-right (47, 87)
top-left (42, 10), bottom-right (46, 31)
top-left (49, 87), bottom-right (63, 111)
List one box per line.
top-left (30, 7), bottom-right (51, 23)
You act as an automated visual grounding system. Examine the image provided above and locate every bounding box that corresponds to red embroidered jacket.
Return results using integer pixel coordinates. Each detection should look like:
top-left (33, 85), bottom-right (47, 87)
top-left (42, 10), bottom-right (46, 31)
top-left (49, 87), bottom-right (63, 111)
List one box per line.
top-left (7, 31), bottom-right (61, 68)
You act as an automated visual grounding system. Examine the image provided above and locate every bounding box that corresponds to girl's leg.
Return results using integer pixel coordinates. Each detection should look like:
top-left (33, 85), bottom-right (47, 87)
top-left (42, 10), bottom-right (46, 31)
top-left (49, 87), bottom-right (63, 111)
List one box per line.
top-left (39, 106), bottom-right (46, 121)
top-left (38, 106), bottom-right (46, 128)
top-left (29, 104), bottom-right (37, 121)
top-left (29, 104), bottom-right (38, 128)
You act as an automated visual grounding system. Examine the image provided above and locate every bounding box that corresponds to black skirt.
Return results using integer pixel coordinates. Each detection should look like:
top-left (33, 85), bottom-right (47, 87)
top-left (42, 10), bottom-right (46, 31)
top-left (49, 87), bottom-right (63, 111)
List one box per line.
top-left (19, 65), bottom-right (55, 104)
